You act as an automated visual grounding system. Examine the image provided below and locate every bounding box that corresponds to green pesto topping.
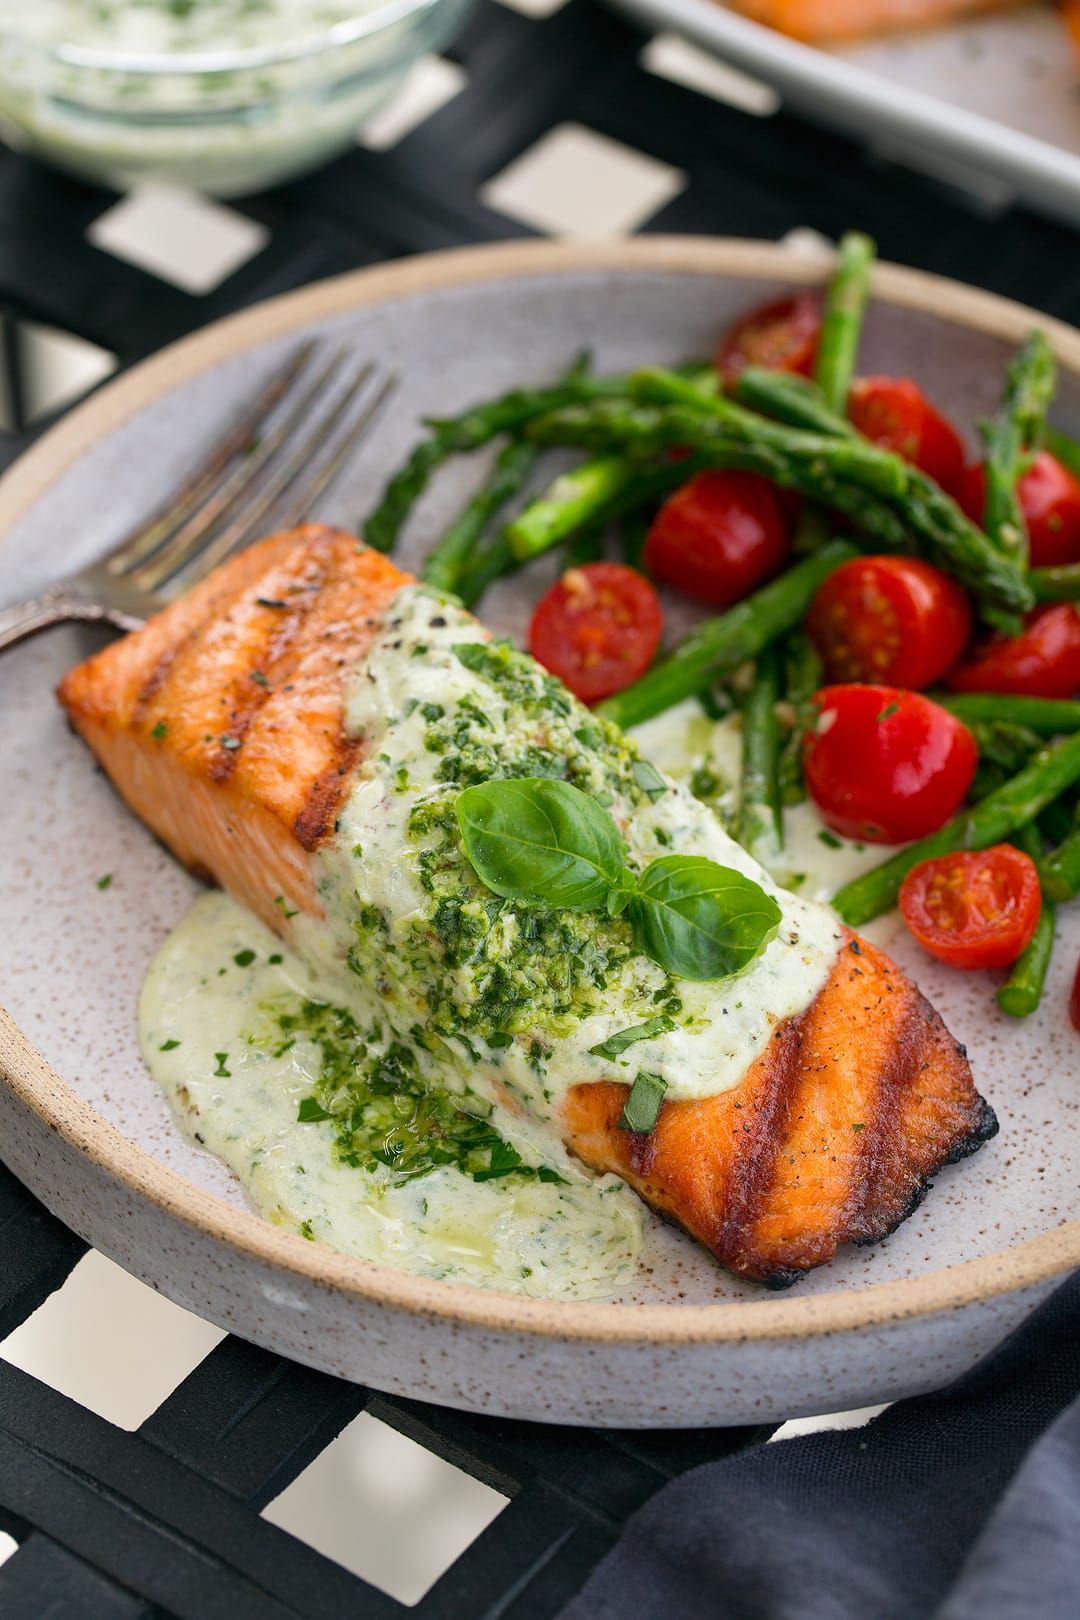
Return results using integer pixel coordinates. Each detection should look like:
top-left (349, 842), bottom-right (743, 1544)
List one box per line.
top-left (340, 629), bottom-right (691, 1048)
top-left (283, 998), bottom-right (566, 1186)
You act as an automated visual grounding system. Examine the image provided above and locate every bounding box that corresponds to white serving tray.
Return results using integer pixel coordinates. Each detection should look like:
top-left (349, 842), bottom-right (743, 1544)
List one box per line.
top-left (614, 0), bottom-right (1080, 224)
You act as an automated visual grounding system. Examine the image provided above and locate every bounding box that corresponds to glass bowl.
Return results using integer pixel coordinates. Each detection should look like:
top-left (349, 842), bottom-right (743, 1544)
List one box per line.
top-left (0, 0), bottom-right (473, 196)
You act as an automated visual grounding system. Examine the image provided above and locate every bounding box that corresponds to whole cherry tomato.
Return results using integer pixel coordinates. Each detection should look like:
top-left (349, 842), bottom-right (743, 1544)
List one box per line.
top-left (806, 555), bottom-right (972, 690)
top-left (716, 293), bottom-right (822, 389)
top-left (945, 604), bottom-right (1080, 700)
top-left (899, 846), bottom-right (1041, 970)
top-left (643, 469), bottom-right (790, 608)
top-left (848, 377), bottom-right (966, 496)
top-left (528, 562), bottom-right (662, 705)
top-left (956, 451), bottom-right (1080, 567)
top-left (803, 684), bottom-right (977, 843)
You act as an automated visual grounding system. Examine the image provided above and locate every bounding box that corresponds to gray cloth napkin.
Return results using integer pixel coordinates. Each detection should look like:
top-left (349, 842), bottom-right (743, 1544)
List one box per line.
top-left (559, 1271), bottom-right (1080, 1620)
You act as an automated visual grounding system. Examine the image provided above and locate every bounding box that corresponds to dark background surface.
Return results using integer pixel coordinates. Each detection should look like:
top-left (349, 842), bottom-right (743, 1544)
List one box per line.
top-left (1, 0), bottom-right (1078, 1612)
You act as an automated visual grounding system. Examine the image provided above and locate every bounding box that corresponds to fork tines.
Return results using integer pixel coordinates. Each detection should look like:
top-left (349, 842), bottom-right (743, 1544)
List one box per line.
top-left (107, 344), bottom-right (398, 599)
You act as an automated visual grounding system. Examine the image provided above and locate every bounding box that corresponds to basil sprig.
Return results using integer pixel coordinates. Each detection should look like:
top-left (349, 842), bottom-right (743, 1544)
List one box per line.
top-left (455, 777), bottom-right (781, 983)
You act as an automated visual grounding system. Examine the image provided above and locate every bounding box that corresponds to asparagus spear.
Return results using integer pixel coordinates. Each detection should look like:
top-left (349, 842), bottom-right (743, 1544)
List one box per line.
top-left (832, 730), bottom-right (1080, 925)
top-left (1030, 563), bottom-right (1080, 602)
top-left (1038, 805), bottom-right (1080, 901)
top-left (564, 524), bottom-right (605, 567)
top-left (453, 535), bottom-right (517, 609)
top-left (734, 368), bottom-right (857, 438)
top-left (506, 451), bottom-right (711, 561)
top-left (422, 437), bottom-right (539, 595)
top-left (738, 645), bottom-right (784, 863)
top-left (524, 394), bottom-right (1033, 618)
top-left (937, 693), bottom-right (1080, 736)
top-left (596, 540), bottom-right (857, 729)
top-left (1044, 424), bottom-right (1080, 480)
top-left (814, 231), bottom-right (876, 415)
top-left (979, 330), bottom-right (1056, 563)
top-left (997, 824), bottom-right (1055, 1017)
top-left (778, 630), bottom-right (823, 805)
top-left (362, 355), bottom-right (611, 551)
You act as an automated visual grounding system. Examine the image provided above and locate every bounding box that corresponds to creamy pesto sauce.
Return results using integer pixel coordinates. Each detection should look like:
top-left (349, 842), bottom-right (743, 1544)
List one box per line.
top-left (138, 585), bottom-right (855, 1297)
top-left (322, 586), bottom-right (843, 1112)
top-left (140, 890), bottom-right (643, 1298)
top-left (0, 1), bottom-right (422, 195)
top-left (629, 703), bottom-right (897, 903)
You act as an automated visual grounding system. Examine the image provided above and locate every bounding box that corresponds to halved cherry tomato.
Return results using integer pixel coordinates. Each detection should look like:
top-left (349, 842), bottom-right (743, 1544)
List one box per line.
top-left (716, 293), bottom-right (822, 389)
top-left (529, 562), bottom-right (662, 705)
top-left (806, 556), bottom-right (972, 690)
top-left (643, 470), bottom-right (790, 608)
top-left (899, 846), bottom-right (1041, 970)
top-left (956, 451), bottom-right (1080, 567)
top-left (945, 604), bottom-right (1080, 699)
top-left (803, 684), bottom-right (977, 843)
top-left (848, 377), bottom-right (966, 496)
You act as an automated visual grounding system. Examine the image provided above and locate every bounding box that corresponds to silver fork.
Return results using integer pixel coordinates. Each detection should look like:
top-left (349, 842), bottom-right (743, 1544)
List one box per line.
top-left (0, 344), bottom-right (398, 655)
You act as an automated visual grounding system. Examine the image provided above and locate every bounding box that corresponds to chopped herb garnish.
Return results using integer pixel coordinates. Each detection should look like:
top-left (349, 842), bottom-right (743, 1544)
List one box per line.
top-left (159, 1038), bottom-right (180, 1052)
top-left (251, 670), bottom-right (268, 687)
top-left (297, 1097), bottom-right (332, 1122)
top-left (876, 701), bottom-right (901, 722)
top-left (213, 1053), bottom-right (231, 1077)
top-left (256, 597), bottom-right (286, 609)
top-left (817, 829), bottom-right (843, 849)
top-left (96, 873), bottom-right (113, 890)
top-left (473, 1140), bottom-right (524, 1182)
top-left (618, 1071), bottom-right (668, 1134)
top-left (233, 949), bottom-right (256, 967)
top-left (410, 643), bottom-right (429, 657)
top-left (299, 1220), bottom-right (315, 1240)
top-left (268, 953), bottom-right (283, 964)
top-left (274, 896), bottom-right (299, 919)
top-left (631, 758), bottom-right (667, 801)
top-left (589, 1015), bottom-right (676, 1059)
top-left (487, 1031), bottom-right (513, 1048)
top-left (150, 721), bottom-right (167, 739)
top-left (852, 1121), bottom-right (866, 1132)
top-left (352, 842), bottom-right (364, 858)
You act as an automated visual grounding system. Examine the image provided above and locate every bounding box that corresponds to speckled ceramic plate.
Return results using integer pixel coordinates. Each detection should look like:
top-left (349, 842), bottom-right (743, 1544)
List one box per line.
top-left (2, 239), bottom-right (1079, 1428)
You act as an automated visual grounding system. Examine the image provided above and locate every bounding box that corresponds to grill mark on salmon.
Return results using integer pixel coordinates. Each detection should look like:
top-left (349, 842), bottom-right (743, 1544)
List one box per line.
top-left (57, 523), bottom-right (998, 1287)
top-left (560, 929), bottom-right (996, 1286)
top-left (293, 734), bottom-right (364, 850)
top-left (712, 1017), bottom-right (806, 1261)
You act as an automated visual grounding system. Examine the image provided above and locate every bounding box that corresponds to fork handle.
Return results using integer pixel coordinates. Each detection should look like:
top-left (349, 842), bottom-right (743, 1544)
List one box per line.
top-left (0, 589), bottom-right (142, 655)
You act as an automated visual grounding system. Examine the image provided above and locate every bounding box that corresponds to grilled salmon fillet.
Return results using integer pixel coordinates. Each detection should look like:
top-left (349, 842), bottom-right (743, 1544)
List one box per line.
top-left (732, 0), bottom-right (1016, 45)
top-left (59, 522), bottom-right (996, 1287)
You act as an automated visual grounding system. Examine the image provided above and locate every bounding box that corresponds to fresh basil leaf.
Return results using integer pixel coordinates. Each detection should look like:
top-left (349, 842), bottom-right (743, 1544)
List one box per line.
top-left (618, 1071), bottom-right (667, 1133)
top-left (631, 759), bottom-right (667, 802)
top-left (631, 856), bottom-right (781, 982)
top-left (456, 777), bottom-right (628, 910)
top-left (589, 1015), bottom-right (677, 1059)
top-left (297, 1097), bottom-right (332, 1123)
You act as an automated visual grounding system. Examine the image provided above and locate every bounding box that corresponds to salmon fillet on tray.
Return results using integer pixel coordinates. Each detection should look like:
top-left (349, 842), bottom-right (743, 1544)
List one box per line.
top-left (58, 521), bottom-right (996, 1297)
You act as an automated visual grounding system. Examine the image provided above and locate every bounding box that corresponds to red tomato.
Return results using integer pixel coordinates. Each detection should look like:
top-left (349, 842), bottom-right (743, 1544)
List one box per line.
top-left (806, 556), bottom-right (972, 690)
top-left (899, 846), bottom-right (1041, 970)
top-left (945, 604), bottom-right (1080, 699)
top-left (1070, 957), bottom-right (1080, 1032)
top-left (643, 470), bottom-right (790, 608)
top-left (716, 293), bottom-right (822, 389)
top-left (528, 563), bottom-right (662, 705)
top-left (849, 377), bottom-right (966, 495)
top-left (955, 452), bottom-right (1080, 567)
top-left (803, 684), bottom-right (977, 843)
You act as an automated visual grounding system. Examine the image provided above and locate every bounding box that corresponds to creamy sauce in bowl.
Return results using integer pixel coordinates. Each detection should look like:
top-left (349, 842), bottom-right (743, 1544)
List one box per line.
top-left (139, 584), bottom-right (855, 1299)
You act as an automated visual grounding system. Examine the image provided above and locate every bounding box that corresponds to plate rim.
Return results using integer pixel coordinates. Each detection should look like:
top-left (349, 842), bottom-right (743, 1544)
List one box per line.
top-left (3, 233), bottom-right (1079, 1346)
